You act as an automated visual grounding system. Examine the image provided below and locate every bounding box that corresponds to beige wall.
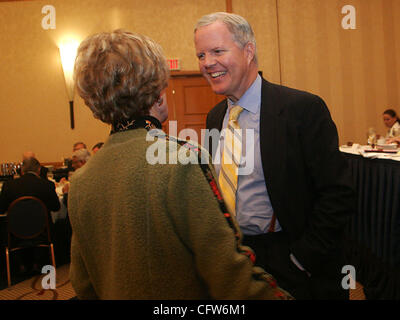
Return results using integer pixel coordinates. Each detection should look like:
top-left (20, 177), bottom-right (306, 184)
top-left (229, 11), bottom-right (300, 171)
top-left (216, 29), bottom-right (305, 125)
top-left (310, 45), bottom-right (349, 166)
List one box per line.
top-left (273, 0), bottom-right (400, 145)
top-left (1, 0), bottom-right (399, 163)
top-left (0, 0), bottom-right (225, 163)
top-left (235, 0), bottom-right (400, 145)
top-left (233, 0), bottom-right (281, 84)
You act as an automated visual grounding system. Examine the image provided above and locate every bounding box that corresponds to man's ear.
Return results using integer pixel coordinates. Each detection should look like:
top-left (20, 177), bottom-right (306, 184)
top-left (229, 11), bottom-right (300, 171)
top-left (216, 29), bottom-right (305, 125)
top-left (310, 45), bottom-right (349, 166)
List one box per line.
top-left (244, 42), bottom-right (256, 63)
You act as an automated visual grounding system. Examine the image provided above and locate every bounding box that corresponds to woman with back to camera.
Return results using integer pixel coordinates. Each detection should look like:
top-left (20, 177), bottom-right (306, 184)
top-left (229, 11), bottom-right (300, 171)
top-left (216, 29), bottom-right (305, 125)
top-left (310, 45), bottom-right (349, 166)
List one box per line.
top-left (69, 29), bottom-right (292, 300)
top-left (383, 109), bottom-right (400, 140)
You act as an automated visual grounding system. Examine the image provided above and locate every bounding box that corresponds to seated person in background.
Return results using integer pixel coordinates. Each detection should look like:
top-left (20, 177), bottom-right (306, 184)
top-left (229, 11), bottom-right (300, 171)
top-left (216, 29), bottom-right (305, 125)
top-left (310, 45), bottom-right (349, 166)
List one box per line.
top-left (61, 148), bottom-right (91, 196)
top-left (383, 109), bottom-right (400, 140)
top-left (22, 151), bottom-right (48, 180)
top-left (71, 148), bottom-right (91, 171)
top-left (73, 141), bottom-right (88, 152)
top-left (0, 157), bottom-right (60, 215)
top-left (68, 29), bottom-right (292, 299)
top-left (0, 157), bottom-right (60, 273)
top-left (91, 142), bottom-right (104, 154)
top-left (62, 142), bottom-right (88, 171)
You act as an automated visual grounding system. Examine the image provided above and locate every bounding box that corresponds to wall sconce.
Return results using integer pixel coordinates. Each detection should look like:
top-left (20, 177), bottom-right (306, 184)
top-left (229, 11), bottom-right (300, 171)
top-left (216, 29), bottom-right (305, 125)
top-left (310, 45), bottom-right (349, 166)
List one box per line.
top-left (59, 40), bottom-right (79, 129)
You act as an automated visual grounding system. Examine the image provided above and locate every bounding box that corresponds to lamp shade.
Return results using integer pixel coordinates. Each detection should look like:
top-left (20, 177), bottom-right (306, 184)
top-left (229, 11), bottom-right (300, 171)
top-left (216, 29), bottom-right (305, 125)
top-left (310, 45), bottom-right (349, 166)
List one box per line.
top-left (59, 41), bottom-right (79, 101)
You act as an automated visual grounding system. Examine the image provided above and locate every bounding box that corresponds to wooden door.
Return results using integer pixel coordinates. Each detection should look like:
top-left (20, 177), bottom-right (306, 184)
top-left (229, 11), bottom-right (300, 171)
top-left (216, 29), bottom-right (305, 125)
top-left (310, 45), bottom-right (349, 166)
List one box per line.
top-left (164, 71), bottom-right (225, 146)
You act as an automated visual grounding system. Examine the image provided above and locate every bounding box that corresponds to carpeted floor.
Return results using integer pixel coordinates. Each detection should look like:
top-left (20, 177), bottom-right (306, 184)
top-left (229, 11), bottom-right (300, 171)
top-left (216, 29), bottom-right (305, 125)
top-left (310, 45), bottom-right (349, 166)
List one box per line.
top-left (0, 263), bottom-right (366, 300)
top-left (350, 282), bottom-right (366, 300)
top-left (0, 263), bottom-right (76, 300)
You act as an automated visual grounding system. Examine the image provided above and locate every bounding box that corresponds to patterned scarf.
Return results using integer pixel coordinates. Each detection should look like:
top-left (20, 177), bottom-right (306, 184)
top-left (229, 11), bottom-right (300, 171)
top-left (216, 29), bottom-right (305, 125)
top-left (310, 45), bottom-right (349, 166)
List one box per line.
top-left (110, 116), bottom-right (162, 134)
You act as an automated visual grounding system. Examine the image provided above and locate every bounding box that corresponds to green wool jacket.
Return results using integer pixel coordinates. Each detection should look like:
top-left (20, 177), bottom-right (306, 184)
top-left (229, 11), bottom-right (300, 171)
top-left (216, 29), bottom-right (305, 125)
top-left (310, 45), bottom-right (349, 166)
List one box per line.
top-left (68, 128), bottom-right (292, 300)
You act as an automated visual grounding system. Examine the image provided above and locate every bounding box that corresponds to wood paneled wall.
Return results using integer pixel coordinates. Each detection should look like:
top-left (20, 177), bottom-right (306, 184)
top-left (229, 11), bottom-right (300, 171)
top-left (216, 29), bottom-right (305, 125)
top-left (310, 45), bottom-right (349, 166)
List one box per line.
top-left (0, 0), bottom-right (399, 162)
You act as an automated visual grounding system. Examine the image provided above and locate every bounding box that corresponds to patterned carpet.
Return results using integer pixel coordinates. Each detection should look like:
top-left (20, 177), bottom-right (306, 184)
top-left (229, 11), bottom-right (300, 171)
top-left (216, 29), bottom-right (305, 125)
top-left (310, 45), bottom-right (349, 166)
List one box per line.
top-left (0, 263), bottom-right (76, 300)
top-left (350, 282), bottom-right (366, 300)
top-left (0, 263), bottom-right (365, 300)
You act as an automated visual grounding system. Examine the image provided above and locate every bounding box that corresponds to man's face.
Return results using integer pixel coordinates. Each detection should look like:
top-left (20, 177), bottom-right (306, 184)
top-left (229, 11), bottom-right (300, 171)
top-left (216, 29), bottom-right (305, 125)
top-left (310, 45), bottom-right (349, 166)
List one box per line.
top-left (72, 157), bottom-right (84, 170)
top-left (73, 143), bottom-right (85, 152)
top-left (194, 21), bottom-right (255, 102)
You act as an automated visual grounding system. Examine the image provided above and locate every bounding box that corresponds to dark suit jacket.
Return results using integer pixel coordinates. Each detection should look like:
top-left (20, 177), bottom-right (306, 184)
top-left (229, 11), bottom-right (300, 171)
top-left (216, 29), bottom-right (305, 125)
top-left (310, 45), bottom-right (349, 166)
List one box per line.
top-left (206, 78), bottom-right (356, 276)
top-left (0, 172), bottom-right (60, 215)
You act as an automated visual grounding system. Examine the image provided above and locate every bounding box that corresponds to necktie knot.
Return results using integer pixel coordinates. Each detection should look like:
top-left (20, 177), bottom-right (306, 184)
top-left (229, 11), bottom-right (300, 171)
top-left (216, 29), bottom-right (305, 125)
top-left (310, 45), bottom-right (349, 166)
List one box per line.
top-left (229, 105), bottom-right (243, 122)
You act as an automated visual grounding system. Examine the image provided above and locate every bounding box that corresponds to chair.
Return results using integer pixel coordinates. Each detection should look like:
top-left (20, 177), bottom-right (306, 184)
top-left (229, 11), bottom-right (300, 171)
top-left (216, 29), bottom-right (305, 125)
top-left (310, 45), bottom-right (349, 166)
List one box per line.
top-left (5, 196), bottom-right (56, 287)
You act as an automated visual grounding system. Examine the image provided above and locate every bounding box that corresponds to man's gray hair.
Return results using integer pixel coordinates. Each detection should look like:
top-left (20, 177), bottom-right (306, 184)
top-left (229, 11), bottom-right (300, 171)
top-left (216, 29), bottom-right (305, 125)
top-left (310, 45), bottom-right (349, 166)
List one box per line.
top-left (194, 12), bottom-right (258, 64)
top-left (72, 148), bottom-right (91, 162)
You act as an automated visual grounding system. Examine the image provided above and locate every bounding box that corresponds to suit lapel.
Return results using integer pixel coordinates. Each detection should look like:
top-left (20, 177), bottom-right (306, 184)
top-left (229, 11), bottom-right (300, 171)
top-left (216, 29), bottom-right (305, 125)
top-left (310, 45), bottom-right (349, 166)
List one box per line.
top-left (259, 79), bottom-right (287, 216)
top-left (210, 100), bottom-right (228, 131)
top-left (206, 100), bottom-right (228, 158)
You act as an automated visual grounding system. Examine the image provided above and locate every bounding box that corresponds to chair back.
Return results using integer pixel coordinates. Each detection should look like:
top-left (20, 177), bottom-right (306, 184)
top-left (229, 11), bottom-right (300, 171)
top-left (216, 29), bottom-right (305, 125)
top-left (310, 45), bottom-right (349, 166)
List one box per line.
top-left (7, 196), bottom-right (49, 240)
top-left (4, 196), bottom-right (56, 287)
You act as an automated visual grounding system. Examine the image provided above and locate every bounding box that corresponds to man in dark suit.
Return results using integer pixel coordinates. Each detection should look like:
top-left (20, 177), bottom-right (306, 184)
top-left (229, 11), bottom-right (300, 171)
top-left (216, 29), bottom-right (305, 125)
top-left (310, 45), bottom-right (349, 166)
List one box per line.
top-left (194, 12), bottom-right (356, 299)
top-left (22, 151), bottom-right (48, 180)
top-left (0, 157), bottom-right (60, 215)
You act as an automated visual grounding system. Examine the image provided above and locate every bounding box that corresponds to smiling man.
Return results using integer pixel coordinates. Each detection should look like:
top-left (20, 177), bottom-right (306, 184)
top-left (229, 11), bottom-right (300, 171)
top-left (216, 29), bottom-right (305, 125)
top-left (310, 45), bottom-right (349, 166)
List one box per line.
top-left (194, 12), bottom-right (356, 300)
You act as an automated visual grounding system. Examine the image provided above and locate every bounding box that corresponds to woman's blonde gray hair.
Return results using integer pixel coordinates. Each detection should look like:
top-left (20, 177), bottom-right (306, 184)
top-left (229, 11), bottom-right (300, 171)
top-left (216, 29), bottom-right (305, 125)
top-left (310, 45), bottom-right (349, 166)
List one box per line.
top-left (194, 12), bottom-right (258, 64)
top-left (74, 30), bottom-right (169, 124)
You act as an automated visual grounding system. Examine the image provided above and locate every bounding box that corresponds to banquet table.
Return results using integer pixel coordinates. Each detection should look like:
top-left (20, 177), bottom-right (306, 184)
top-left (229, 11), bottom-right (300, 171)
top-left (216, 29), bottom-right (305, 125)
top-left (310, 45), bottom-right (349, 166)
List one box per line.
top-left (340, 145), bottom-right (400, 299)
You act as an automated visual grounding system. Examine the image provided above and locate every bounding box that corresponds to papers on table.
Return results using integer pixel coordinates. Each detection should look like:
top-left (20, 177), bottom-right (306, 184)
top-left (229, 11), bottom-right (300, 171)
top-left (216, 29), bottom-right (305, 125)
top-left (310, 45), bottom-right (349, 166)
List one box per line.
top-left (340, 144), bottom-right (400, 161)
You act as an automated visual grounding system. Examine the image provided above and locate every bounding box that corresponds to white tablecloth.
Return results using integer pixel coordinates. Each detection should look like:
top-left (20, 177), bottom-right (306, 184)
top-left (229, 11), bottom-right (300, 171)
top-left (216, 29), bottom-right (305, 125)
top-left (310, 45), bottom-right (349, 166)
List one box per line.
top-left (51, 195), bottom-right (67, 223)
top-left (340, 144), bottom-right (400, 161)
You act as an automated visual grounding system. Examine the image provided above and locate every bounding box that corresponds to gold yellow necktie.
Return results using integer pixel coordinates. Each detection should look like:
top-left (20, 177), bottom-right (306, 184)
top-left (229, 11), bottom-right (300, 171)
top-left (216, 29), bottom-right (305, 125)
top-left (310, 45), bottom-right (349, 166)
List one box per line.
top-left (218, 105), bottom-right (243, 216)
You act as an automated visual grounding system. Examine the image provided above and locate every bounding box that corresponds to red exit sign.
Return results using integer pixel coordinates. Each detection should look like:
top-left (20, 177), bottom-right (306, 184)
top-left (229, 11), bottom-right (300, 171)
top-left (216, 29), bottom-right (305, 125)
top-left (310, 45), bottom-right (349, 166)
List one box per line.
top-left (167, 58), bottom-right (181, 70)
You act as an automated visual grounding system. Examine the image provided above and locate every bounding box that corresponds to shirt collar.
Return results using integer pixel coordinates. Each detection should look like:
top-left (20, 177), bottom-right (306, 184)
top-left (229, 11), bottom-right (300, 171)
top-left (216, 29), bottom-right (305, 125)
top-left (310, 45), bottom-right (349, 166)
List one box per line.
top-left (227, 74), bottom-right (261, 114)
top-left (25, 171), bottom-right (40, 177)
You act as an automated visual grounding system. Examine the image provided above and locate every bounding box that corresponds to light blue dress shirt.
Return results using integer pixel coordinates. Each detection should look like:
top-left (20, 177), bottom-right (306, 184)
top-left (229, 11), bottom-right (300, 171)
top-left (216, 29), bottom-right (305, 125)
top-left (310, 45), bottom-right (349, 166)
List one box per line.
top-left (214, 75), bottom-right (282, 235)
